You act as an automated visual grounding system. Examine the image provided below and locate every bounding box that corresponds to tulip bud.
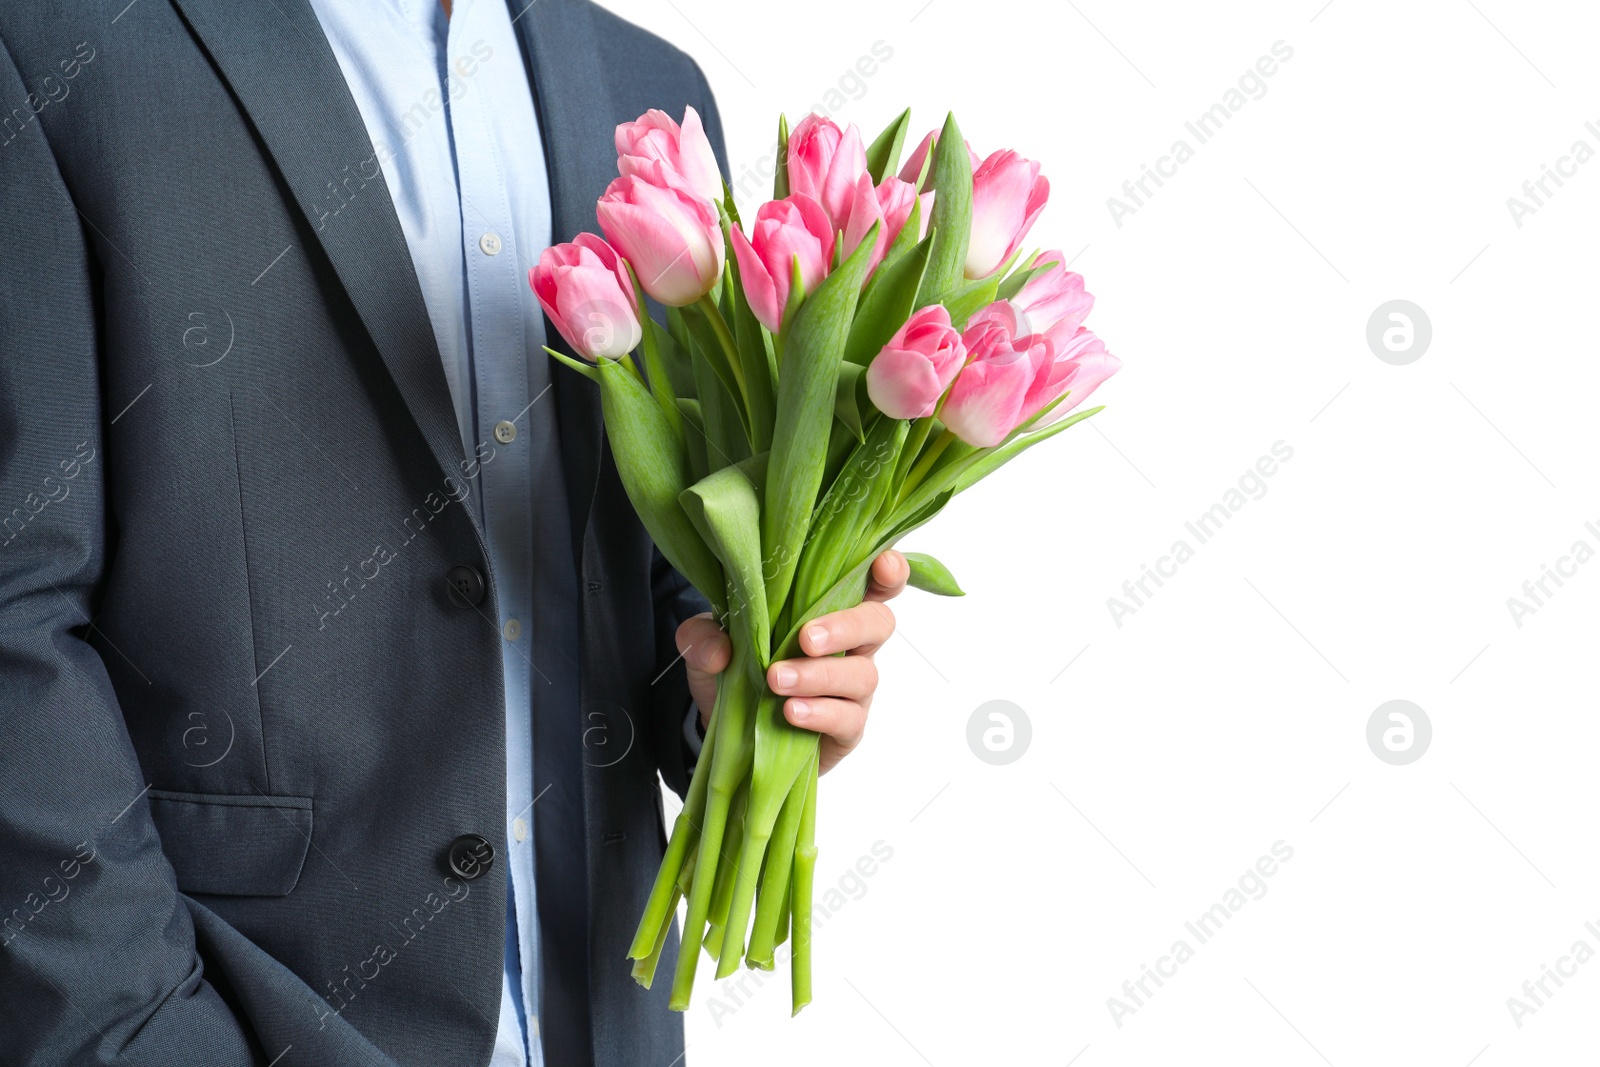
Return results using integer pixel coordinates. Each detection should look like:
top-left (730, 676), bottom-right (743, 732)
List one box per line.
top-left (966, 150), bottom-right (1049, 279)
top-left (529, 234), bottom-right (643, 360)
top-left (597, 175), bottom-right (725, 306)
top-left (865, 304), bottom-right (967, 419)
top-left (842, 174), bottom-right (934, 278)
top-left (940, 301), bottom-right (1042, 447)
top-left (729, 194), bottom-right (835, 333)
top-left (1018, 326), bottom-right (1120, 427)
top-left (1012, 251), bottom-right (1094, 341)
top-left (615, 106), bottom-right (724, 207)
top-left (897, 129), bottom-right (979, 189)
top-left (785, 114), bottom-right (869, 228)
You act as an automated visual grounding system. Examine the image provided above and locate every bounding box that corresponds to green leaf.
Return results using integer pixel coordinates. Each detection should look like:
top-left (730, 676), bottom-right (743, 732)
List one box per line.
top-left (761, 222), bottom-right (879, 613)
top-left (903, 551), bottom-right (964, 596)
top-left (592, 357), bottom-right (724, 611)
top-left (833, 362), bottom-right (866, 441)
top-left (646, 315), bottom-right (696, 399)
top-left (676, 398), bottom-right (709, 483)
top-left (843, 233), bottom-right (932, 367)
top-left (915, 113), bottom-right (973, 308)
top-left (865, 107), bottom-right (912, 184)
top-left (950, 405), bottom-right (1105, 494)
top-left (941, 273), bottom-right (999, 330)
top-left (543, 345), bottom-right (598, 381)
top-left (996, 249), bottom-right (1049, 302)
top-left (680, 454), bottom-right (771, 664)
top-left (683, 303), bottom-right (749, 444)
top-left (689, 338), bottom-right (750, 473)
top-left (791, 415), bottom-right (907, 620)
top-left (666, 304), bottom-right (692, 352)
top-left (774, 113), bottom-right (791, 200)
top-left (633, 289), bottom-right (683, 441)
top-left (725, 224), bottom-right (777, 453)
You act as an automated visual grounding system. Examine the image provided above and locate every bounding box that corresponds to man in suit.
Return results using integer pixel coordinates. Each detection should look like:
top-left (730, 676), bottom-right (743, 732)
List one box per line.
top-left (0, 1), bottom-right (903, 1064)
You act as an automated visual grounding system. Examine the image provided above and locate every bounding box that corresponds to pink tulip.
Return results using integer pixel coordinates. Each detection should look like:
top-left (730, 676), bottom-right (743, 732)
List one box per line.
top-left (615, 106), bottom-right (724, 207)
top-left (1018, 326), bottom-right (1121, 426)
top-left (786, 114), bottom-right (869, 228)
top-left (865, 304), bottom-right (966, 419)
top-left (597, 175), bottom-right (724, 307)
top-left (1012, 251), bottom-right (1094, 342)
top-left (966, 150), bottom-right (1049, 279)
top-left (729, 194), bottom-right (834, 333)
top-left (841, 174), bottom-right (934, 277)
top-left (896, 129), bottom-right (980, 188)
top-left (529, 234), bottom-right (642, 360)
top-left (940, 301), bottom-right (1045, 447)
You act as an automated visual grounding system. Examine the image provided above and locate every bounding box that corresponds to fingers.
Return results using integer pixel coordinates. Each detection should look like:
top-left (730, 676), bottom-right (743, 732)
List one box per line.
top-left (798, 598), bottom-right (895, 657)
top-left (768, 653), bottom-right (878, 704)
top-left (866, 549), bottom-right (909, 603)
top-left (676, 613), bottom-right (731, 676)
top-left (783, 696), bottom-right (865, 753)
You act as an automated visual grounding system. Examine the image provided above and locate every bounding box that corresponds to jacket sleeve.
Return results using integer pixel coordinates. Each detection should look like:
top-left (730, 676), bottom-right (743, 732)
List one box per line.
top-left (0, 38), bottom-right (257, 1067)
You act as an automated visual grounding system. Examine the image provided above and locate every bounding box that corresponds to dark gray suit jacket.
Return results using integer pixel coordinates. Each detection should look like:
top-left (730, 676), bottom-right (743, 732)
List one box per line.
top-left (0, 2), bottom-right (721, 1064)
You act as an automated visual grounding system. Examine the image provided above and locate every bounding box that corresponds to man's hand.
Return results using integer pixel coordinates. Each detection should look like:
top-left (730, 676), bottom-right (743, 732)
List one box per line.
top-left (676, 550), bottom-right (909, 774)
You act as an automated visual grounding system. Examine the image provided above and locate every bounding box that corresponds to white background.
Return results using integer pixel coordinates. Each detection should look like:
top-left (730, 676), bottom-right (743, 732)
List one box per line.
top-left (602, 1), bottom-right (1600, 1063)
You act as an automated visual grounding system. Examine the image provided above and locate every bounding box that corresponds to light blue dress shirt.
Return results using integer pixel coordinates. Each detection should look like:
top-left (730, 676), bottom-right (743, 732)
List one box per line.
top-left (305, 1), bottom-right (570, 1063)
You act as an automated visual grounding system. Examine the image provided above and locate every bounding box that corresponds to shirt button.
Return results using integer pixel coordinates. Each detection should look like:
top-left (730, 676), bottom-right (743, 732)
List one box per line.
top-left (503, 618), bottom-right (522, 641)
top-left (479, 231), bottom-right (502, 256)
top-left (512, 817), bottom-right (529, 842)
top-left (493, 419), bottom-right (517, 444)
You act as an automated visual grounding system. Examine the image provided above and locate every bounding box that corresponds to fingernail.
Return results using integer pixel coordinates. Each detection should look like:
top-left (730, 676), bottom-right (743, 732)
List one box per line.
top-left (805, 625), bottom-right (827, 649)
top-left (773, 665), bottom-right (798, 690)
top-left (788, 699), bottom-right (811, 723)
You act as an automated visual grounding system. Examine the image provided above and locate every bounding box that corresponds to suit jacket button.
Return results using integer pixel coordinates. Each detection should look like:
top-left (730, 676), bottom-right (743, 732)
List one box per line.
top-left (445, 565), bottom-right (485, 607)
top-left (446, 834), bottom-right (495, 880)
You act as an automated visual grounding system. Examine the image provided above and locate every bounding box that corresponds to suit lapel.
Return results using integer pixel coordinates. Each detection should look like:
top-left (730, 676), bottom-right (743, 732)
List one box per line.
top-left (507, 0), bottom-right (611, 569)
top-left (169, 0), bottom-right (471, 501)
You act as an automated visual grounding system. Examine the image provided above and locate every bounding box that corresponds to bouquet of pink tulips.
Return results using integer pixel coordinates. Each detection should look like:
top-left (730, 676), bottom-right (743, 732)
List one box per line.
top-left (531, 105), bottom-right (1120, 1014)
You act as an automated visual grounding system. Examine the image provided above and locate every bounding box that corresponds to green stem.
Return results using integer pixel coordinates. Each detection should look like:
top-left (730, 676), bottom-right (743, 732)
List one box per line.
top-left (630, 885), bottom-right (681, 989)
top-left (669, 644), bottom-right (759, 1011)
top-left (628, 711), bottom-right (720, 963)
top-left (697, 295), bottom-right (750, 414)
top-left (790, 757), bottom-right (819, 1016)
top-left (703, 780), bottom-right (749, 961)
top-left (746, 750), bottom-right (813, 970)
top-left (712, 692), bottom-right (804, 980)
top-left (897, 428), bottom-right (957, 505)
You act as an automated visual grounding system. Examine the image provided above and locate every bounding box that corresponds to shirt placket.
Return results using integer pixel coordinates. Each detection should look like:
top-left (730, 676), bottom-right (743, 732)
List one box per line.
top-left (446, 5), bottom-right (541, 1062)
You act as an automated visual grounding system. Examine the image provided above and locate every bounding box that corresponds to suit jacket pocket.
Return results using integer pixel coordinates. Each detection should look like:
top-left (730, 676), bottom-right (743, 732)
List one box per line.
top-left (148, 789), bottom-right (313, 897)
